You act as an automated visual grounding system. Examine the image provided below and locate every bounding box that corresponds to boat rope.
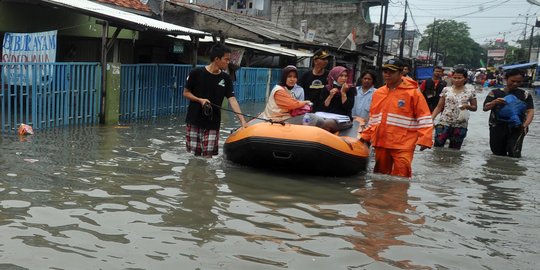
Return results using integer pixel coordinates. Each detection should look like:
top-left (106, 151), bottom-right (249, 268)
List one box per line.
top-left (204, 102), bottom-right (286, 126)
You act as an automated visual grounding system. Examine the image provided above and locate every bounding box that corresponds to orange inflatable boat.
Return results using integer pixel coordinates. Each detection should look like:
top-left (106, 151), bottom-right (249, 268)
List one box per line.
top-left (224, 120), bottom-right (369, 176)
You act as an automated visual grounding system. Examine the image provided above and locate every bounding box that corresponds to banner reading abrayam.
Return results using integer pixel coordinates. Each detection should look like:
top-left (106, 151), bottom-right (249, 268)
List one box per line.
top-left (2, 30), bottom-right (57, 85)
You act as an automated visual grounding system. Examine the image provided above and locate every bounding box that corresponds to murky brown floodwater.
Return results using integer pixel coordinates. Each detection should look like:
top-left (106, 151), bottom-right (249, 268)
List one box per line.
top-left (0, 90), bottom-right (539, 269)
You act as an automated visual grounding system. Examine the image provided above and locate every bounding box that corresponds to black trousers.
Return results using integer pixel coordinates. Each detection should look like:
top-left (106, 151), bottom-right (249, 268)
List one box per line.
top-left (489, 124), bottom-right (526, 158)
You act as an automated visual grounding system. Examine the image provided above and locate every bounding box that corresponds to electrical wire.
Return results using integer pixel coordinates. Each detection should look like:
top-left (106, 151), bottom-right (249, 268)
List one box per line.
top-left (377, 0), bottom-right (538, 45)
top-left (448, 0), bottom-right (511, 20)
top-left (406, 3), bottom-right (420, 33)
top-left (409, 0), bottom-right (502, 12)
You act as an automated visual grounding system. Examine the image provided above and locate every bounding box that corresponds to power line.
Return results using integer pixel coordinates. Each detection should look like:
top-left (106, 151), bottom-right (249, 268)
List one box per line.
top-left (406, 2), bottom-right (420, 33)
top-left (409, 0), bottom-right (501, 14)
top-left (406, 0), bottom-right (521, 6)
top-left (472, 26), bottom-right (524, 39)
top-left (448, 0), bottom-right (511, 20)
top-left (412, 16), bottom-right (535, 18)
top-left (408, 0), bottom-right (511, 18)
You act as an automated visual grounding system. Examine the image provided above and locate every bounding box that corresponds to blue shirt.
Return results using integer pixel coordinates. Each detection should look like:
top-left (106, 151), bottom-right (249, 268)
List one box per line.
top-left (351, 86), bottom-right (375, 119)
top-left (291, 84), bottom-right (304, 101)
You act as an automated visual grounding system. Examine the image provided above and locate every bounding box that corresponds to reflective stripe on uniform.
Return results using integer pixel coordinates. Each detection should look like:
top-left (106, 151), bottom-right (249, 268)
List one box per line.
top-left (387, 113), bottom-right (433, 129)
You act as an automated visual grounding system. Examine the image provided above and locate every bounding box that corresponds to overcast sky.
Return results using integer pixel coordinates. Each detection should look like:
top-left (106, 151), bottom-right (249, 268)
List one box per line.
top-left (369, 0), bottom-right (540, 46)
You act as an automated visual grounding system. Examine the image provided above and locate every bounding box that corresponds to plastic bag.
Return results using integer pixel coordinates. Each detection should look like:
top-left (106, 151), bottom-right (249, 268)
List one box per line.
top-left (497, 94), bottom-right (527, 127)
top-left (18, 123), bottom-right (34, 135)
top-left (290, 104), bottom-right (311, 117)
top-left (457, 109), bottom-right (469, 122)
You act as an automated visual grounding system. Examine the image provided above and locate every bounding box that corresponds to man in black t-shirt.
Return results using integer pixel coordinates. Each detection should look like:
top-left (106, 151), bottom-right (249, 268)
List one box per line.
top-left (299, 49), bottom-right (331, 112)
top-left (483, 69), bottom-right (534, 158)
top-left (183, 44), bottom-right (247, 156)
top-left (419, 66), bottom-right (446, 112)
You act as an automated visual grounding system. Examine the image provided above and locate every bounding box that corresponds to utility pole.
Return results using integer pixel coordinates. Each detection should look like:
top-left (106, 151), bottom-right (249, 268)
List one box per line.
top-left (537, 32), bottom-right (540, 63)
top-left (160, 0), bottom-right (165, 21)
top-left (275, 6), bottom-right (281, 27)
top-left (434, 26), bottom-right (440, 66)
top-left (428, 18), bottom-right (435, 65)
top-left (399, 0), bottom-right (408, 59)
top-left (524, 15), bottom-right (529, 46)
top-left (375, 0), bottom-right (389, 87)
top-left (376, 0), bottom-right (384, 61)
top-left (376, 0), bottom-right (389, 69)
top-left (518, 13), bottom-right (536, 48)
top-left (528, 26), bottom-right (534, 62)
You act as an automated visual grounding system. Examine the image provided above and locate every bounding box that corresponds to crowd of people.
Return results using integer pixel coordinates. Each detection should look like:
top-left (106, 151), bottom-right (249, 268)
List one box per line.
top-left (182, 44), bottom-right (535, 178)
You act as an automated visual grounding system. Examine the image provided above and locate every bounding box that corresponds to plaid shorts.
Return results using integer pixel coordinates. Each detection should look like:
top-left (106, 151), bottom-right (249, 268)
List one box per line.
top-left (186, 124), bottom-right (219, 156)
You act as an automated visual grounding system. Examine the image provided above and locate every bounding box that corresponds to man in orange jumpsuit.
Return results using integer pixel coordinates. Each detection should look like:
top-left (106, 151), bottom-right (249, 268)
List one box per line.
top-left (360, 59), bottom-right (433, 178)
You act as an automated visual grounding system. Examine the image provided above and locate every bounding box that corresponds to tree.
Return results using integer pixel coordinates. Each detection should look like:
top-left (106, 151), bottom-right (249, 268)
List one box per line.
top-left (514, 34), bottom-right (540, 62)
top-left (503, 45), bottom-right (525, 64)
top-left (419, 19), bottom-right (485, 68)
top-left (515, 34), bottom-right (540, 51)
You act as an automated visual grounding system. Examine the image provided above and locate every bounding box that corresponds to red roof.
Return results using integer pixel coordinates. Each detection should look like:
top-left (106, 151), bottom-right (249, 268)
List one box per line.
top-left (95, 0), bottom-right (150, 12)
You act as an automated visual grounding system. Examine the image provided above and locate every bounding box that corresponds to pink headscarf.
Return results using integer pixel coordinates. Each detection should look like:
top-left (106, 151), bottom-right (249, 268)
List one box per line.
top-left (326, 66), bottom-right (348, 90)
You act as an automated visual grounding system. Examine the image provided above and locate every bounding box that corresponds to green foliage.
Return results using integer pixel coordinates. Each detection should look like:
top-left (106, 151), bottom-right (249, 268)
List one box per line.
top-left (512, 34), bottom-right (540, 62)
top-left (515, 34), bottom-right (540, 49)
top-left (419, 19), bottom-right (485, 68)
top-left (503, 45), bottom-right (526, 64)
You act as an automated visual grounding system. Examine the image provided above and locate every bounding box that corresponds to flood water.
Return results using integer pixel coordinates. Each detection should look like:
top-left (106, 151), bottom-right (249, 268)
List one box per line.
top-left (0, 90), bottom-right (539, 269)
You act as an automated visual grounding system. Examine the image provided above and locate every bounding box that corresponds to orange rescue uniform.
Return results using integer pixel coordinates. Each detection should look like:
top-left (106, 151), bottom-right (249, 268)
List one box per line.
top-left (361, 77), bottom-right (433, 177)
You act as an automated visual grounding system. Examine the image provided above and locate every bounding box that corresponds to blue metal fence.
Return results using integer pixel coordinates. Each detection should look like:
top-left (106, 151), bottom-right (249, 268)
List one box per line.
top-left (120, 64), bottom-right (192, 120)
top-left (269, 68), bottom-right (281, 91)
top-left (234, 68), bottom-right (270, 102)
top-left (120, 64), bottom-right (280, 121)
top-left (1, 62), bottom-right (101, 133)
top-left (0, 63), bottom-right (286, 132)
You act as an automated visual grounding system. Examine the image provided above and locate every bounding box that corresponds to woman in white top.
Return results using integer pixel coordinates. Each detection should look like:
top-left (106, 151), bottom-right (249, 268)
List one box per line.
top-left (260, 65), bottom-right (311, 122)
top-left (431, 68), bottom-right (478, 149)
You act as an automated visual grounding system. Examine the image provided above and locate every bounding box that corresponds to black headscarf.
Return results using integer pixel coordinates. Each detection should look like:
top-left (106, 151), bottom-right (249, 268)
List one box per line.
top-left (279, 65), bottom-right (298, 89)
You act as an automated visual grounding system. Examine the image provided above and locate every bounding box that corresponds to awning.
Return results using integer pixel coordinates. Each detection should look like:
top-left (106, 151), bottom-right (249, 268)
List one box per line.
top-left (501, 62), bottom-right (538, 70)
top-left (40, 0), bottom-right (208, 36)
top-left (359, 56), bottom-right (374, 63)
top-left (227, 38), bottom-right (313, 58)
top-left (173, 35), bottom-right (313, 58)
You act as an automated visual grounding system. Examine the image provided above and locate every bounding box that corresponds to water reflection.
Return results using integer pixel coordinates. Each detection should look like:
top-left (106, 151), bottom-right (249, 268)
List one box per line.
top-left (479, 155), bottom-right (527, 179)
top-left (224, 170), bottom-right (359, 206)
top-left (160, 158), bottom-right (220, 245)
top-left (475, 155), bottom-right (525, 211)
top-left (222, 172), bottom-right (364, 267)
top-left (429, 147), bottom-right (465, 168)
top-left (468, 155), bottom-right (525, 230)
top-left (0, 99), bottom-right (537, 269)
top-left (348, 179), bottom-right (428, 269)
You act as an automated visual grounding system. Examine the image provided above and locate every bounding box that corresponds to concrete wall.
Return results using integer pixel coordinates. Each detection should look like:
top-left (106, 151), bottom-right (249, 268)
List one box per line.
top-left (166, 0), bottom-right (375, 49)
top-left (165, 4), bottom-right (264, 42)
top-left (191, 0), bottom-right (226, 9)
top-left (270, 0), bottom-right (373, 48)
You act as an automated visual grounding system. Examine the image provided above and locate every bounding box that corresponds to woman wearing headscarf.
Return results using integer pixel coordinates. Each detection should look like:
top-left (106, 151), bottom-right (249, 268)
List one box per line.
top-left (260, 65), bottom-right (311, 122)
top-left (319, 66), bottom-right (355, 119)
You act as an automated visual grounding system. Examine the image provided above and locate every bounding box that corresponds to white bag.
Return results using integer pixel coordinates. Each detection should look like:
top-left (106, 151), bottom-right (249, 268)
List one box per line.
top-left (457, 109), bottom-right (470, 122)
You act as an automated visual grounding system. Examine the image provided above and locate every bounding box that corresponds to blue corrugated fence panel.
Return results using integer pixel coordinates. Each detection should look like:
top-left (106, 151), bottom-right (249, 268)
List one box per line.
top-left (0, 63), bottom-right (286, 132)
top-left (0, 62), bottom-right (101, 133)
top-left (118, 64), bottom-right (276, 121)
top-left (269, 68), bottom-right (281, 90)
